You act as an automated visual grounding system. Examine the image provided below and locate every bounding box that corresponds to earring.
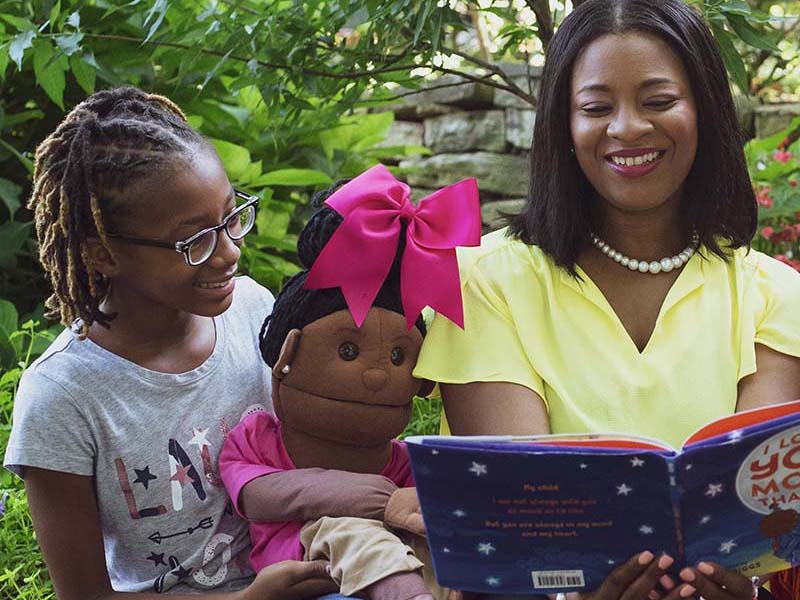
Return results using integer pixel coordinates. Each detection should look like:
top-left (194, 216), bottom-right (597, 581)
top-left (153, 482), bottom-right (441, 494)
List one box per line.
top-left (281, 365), bottom-right (291, 375)
top-left (569, 146), bottom-right (575, 155)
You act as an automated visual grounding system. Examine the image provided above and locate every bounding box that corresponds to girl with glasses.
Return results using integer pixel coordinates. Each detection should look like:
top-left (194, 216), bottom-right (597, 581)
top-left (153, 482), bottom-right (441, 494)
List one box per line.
top-left (2, 86), bottom-right (381, 600)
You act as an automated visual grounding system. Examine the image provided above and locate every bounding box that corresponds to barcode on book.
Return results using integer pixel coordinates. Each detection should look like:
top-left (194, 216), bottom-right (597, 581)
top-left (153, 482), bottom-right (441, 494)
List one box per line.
top-left (531, 570), bottom-right (585, 589)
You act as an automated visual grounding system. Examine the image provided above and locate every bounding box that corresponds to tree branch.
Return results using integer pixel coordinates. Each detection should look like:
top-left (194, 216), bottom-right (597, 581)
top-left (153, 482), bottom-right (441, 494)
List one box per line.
top-left (524, 0), bottom-right (553, 51)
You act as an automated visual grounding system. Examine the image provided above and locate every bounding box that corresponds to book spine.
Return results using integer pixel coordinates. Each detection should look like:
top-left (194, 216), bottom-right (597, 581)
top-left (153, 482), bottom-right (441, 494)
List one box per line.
top-left (668, 459), bottom-right (686, 563)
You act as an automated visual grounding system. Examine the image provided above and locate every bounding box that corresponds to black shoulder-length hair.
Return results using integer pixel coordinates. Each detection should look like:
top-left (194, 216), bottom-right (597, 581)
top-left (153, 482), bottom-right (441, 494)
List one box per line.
top-left (508, 0), bottom-right (757, 271)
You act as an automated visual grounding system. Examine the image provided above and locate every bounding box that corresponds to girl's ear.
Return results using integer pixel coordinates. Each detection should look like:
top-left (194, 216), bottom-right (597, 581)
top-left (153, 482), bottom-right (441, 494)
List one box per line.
top-left (417, 379), bottom-right (436, 398)
top-left (83, 238), bottom-right (120, 278)
top-left (273, 329), bottom-right (302, 380)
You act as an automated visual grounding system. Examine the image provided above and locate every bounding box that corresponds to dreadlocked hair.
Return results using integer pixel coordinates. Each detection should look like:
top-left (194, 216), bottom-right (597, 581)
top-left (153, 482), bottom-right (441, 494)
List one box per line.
top-left (30, 86), bottom-right (206, 339)
top-left (259, 180), bottom-right (426, 368)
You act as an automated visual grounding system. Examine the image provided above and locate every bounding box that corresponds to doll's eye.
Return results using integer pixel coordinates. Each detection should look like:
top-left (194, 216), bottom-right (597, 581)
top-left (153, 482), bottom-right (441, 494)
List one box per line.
top-left (338, 342), bottom-right (359, 361)
top-left (390, 347), bottom-right (405, 366)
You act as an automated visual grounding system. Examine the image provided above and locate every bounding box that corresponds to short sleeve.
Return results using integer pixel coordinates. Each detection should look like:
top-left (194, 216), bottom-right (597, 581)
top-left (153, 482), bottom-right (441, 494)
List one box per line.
top-left (413, 259), bottom-right (546, 402)
top-left (753, 254), bottom-right (800, 356)
top-left (3, 368), bottom-right (97, 478)
top-left (218, 413), bottom-right (286, 518)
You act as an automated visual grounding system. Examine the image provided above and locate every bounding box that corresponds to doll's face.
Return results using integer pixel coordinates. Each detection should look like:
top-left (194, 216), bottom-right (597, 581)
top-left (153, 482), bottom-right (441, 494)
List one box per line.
top-left (273, 308), bottom-right (424, 447)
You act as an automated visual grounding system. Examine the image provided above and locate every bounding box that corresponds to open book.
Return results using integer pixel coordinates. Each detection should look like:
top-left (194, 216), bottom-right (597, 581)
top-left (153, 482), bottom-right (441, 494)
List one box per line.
top-left (406, 400), bottom-right (800, 594)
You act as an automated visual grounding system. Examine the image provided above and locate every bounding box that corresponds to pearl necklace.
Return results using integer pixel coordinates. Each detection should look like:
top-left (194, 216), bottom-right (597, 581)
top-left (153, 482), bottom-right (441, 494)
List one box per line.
top-left (589, 232), bottom-right (699, 274)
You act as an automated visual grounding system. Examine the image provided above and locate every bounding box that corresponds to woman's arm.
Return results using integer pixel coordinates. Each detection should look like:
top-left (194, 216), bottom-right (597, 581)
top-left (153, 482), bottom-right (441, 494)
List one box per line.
top-left (737, 343), bottom-right (800, 412)
top-left (24, 467), bottom-right (336, 600)
top-left (441, 381), bottom-right (550, 435)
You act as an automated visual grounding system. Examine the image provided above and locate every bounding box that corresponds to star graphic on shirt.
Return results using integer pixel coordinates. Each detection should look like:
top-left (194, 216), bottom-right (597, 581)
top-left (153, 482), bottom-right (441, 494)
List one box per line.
top-left (486, 576), bottom-right (501, 587)
top-left (700, 515), bottom-right (712, 525)
top-left (146, 552), bottom-right (166, 566)
top-left (452, 509), bottom-right (466, 518)
top-left (133, 466), bottom-right (158, 490)
top-left (705, 483), bottom-right (724, 498)
top-left (719, 540), bottom-right (737, 554)
top-left (477, 542), bottom-right (496, 556)
top-left (639, 525), bottom-right (654, 535)
top-left (617, 483), bottom-right (633, 496)
top-left (580, 463), bottom-right (589, 469)
top-left (170, 465), bottom-right (195, 486)
top-left (431, 449), bottom-right (439, 455)
top-left (469, 462), bottom-right (488, 477)
top-left (630, 457), bottom-right (645, 467)
top-left (188, 427), bottom-right (211, 450)
top-left (443, 547), bottom-right (451, 553)
top-left (685, 463), bottom-right (693, 471)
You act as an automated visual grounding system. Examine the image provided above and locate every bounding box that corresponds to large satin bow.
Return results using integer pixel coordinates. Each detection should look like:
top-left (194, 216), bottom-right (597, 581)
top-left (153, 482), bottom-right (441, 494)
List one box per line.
top-left (303, 164), bottom-right (481, 329)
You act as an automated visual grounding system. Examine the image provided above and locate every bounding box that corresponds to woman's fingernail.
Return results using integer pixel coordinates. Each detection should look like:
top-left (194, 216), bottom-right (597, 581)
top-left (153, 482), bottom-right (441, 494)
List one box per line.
top-left (325, 564), bottom-right (331, 575)
top-left (679, 568), bottom-right (695, 582)
top-left (660, 574), bottom-right (675, 590)
top-left (639, 551), bottom-right (655, 565)
top-left (680, 584), bottom-right (696, 598)
top-left (658, 555), bottom-right (674, 570)
top-left (648, 591), bottom-right (660, 600)
top-left (697, 562), bottom-right (714, 575)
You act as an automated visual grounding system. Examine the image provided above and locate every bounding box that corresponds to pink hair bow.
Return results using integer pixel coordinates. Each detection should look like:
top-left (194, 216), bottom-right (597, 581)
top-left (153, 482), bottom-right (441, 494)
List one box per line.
top-left (303, 164), bottom-right (481, 329)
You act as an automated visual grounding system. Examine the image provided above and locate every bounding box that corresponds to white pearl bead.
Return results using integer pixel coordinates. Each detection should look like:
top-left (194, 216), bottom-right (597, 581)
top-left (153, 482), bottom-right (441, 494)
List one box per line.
top-left (672, 256), bottom-right (682, 269)
top-left (602, 244), bottom-right (610, 253)
top-left (638, 261), bottom-right (649, 273)
top-left (614, 252), bottom-right (623, 262)
top-left (621, 257), bottom-right (630, 267)
top-left (628, 259), bottom-right (639, 270)
top-left (660, 257), bottom-right (674, 272)
top-left (648, 261), bottom-right (661, 274)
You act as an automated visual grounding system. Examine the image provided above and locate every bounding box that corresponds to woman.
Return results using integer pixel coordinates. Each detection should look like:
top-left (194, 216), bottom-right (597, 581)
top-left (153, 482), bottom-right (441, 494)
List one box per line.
top-left (413, 1), bottom-right (800, 599)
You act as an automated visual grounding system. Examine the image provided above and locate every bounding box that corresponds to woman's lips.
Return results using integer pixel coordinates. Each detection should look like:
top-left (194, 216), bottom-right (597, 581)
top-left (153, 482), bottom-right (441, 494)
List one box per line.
top-left (606, 150), bottom-right (665, 178)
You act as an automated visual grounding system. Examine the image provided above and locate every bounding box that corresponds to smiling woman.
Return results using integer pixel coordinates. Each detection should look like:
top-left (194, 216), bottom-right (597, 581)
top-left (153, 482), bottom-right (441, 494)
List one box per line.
top-left (412, 1), bottom-right (800, 600)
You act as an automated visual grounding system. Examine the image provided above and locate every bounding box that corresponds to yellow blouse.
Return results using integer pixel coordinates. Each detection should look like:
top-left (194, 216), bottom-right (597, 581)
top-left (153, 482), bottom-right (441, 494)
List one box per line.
top-left (414, 228), bottom-right (800, 449)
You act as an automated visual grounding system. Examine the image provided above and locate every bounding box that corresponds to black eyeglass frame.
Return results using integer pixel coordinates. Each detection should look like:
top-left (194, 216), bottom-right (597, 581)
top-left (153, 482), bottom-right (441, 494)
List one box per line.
top-left (105, 189), bottom-right (259, 266)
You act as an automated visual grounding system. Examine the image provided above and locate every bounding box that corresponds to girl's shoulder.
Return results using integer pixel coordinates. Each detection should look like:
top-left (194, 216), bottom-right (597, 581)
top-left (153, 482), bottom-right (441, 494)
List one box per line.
top-left (229, 275), bottom-right (275, 313)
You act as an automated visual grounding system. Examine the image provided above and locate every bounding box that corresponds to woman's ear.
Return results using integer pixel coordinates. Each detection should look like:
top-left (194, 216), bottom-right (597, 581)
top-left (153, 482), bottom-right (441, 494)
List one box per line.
top-left (417, 379), bottom-right (436, 398)
top-left (83, 238), bottom-right (120, 278)
top-left (273, 329), bottom-right (302, 380)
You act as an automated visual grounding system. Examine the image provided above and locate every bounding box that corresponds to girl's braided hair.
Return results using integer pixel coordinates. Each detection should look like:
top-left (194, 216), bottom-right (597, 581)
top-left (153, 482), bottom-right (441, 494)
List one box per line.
top-left (29, 86), bottom-right (206, 338)
top-left (259, 182), bottom-right (426, 368)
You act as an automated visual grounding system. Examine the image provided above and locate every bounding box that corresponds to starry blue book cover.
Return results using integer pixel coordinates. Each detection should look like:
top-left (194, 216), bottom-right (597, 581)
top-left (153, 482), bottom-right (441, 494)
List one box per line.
top-left (406, 400), bottom-right (800, 594)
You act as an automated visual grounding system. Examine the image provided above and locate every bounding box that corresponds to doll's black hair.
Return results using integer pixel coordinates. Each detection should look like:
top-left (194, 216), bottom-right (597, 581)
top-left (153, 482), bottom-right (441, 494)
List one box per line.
top-left (259, 180), bottom-right (427, 368)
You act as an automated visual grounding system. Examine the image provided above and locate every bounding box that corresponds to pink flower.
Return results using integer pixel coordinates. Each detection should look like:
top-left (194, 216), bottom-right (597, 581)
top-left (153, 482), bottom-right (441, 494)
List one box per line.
top-left (790, 179), bottom-right (798, 188)
top-left (761, 226), bottom-right (775, 239)
top-left (774, 150), bottom-right (794, 164)
top-left (756, 186), bottom-right (773, 208)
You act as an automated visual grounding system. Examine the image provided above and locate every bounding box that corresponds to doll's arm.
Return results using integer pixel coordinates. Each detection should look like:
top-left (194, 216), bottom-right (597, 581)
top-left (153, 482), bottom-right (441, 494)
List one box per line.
top-left (239, 468), bottom-right (400, 522)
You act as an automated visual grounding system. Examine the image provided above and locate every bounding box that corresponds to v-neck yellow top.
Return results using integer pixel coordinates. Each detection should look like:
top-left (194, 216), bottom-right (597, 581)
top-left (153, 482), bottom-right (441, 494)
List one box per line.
top-left (413, 228), bottom-right (800, 449)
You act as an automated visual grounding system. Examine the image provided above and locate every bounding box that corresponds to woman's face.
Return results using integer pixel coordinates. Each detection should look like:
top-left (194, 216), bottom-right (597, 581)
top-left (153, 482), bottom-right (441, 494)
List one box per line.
top-left (570, 33), bottom-right (698, 216)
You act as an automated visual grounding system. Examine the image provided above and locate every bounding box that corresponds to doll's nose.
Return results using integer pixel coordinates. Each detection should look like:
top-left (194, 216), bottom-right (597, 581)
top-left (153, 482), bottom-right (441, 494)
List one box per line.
top-left (362, 368), bottom-right (388, 391)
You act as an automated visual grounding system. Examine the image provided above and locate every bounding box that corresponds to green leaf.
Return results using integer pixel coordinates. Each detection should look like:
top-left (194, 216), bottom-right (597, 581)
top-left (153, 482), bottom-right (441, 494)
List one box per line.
top-left (55, 32), bottom-right (84, 56)
top-left (9, 31), bottom-right (35, 70)
top-left (251, 169), bottom-right (332, 187)
top-left (710, 22), bottom-right (748, 93)
top-left (0, 138), bottom-right (34, 173)
top-left (0, 299), bottom-right (18, 342)
top-left (0, 178), bottom-right (22, 216)
top-left (210, 139), bottom-right (251, 179)
top-left (725, 14), bottom-right (778, 52)
top-left (718, 0), bottom-right (752, 17)
top-left (0, 44), bottom-right (9, 80)
top-left (50, 0), bottom-right (62, 29)
top-left (143, 0), bottom-right (169, 44)
top-left (33, 41), bottom-right (68, 110)
top-left (0, 221), bottom-right (32, 267)
top-left (0, 15), bottom-right (36, 32)
top-left (69, 53), bottom-right (96, 94)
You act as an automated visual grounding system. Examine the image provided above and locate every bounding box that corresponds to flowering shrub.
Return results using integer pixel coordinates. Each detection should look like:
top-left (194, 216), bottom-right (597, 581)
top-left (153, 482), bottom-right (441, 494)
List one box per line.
top-left (746, 118), bottom-right (800, 270)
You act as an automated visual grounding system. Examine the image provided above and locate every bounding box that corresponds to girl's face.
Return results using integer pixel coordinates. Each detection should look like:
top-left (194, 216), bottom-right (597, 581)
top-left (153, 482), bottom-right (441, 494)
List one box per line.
top-left (570, 33), bottom-right (698, 217)
top-left (106, 145), bottom-right (243, 319)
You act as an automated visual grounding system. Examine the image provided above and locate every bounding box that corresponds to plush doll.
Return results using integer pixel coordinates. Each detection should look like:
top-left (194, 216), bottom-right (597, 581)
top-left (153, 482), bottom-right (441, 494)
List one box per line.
top-left (219, 165), bottom-right (481, 600)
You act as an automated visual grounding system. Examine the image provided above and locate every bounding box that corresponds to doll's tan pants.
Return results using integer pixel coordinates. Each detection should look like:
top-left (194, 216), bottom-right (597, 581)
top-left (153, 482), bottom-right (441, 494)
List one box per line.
top-left (300, 516), bottom-right (429, 596)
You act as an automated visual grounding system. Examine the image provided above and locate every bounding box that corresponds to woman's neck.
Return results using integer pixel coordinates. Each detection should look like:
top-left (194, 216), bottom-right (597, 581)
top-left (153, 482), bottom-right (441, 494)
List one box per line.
top-left (596, 198), bottom-right (687, 262)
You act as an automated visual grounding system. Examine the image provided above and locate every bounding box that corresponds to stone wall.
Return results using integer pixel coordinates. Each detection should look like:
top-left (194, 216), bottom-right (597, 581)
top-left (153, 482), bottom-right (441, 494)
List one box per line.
top-left (376, 69), bottom-right (541, 231)
top-left (377, 74), bottom-right (800, 231)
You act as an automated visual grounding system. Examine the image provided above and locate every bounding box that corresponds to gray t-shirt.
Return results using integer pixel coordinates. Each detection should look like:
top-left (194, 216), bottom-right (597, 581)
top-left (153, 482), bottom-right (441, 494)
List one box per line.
top-left (4, 276), bottom-right (274, 594)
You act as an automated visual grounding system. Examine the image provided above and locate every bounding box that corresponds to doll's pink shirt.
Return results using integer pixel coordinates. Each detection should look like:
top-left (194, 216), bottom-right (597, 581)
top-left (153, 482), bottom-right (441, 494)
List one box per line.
top-left (218, 411), bottom-right (415, 570)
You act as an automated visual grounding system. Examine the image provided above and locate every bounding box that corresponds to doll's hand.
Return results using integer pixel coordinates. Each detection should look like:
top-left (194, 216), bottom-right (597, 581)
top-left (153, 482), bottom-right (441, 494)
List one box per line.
top-left (384, 487), bottom-right (426, 536)
top-left (239, 559), bottom-right (337, 600)
top-left (665, 562), bottom-right (755, 600)
top-left (759, 508), bottom-right (798, 538)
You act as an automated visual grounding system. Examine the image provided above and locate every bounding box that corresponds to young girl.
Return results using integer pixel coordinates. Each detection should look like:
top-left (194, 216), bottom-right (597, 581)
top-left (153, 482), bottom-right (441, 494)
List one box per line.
top-left (2, 86), bottom-right (341, 600)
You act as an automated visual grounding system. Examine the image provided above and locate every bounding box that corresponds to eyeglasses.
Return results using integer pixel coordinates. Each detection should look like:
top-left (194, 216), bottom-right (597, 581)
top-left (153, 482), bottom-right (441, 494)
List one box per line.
top-left (106, 190), bottom-right (259, 266)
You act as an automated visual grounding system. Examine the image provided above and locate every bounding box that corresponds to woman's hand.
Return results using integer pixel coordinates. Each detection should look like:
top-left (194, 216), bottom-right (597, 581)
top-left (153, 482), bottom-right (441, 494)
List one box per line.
top-left (663, 562), bottom-right (755, 600)
top-left (384, 487), bottom-right (426, 536)
top-left (239, 560), bottom-right (338, 600)
top-left (568, 552), bottom-right (676, 600)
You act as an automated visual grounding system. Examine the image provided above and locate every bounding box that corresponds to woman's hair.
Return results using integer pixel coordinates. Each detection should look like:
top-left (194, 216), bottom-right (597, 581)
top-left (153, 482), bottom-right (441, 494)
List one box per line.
top-left (259, 183), bottom-right (426, 368)
top-left (508, 0), bottom-right (757, 271)
top-left (30, 86), bottom-right (207, 337)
